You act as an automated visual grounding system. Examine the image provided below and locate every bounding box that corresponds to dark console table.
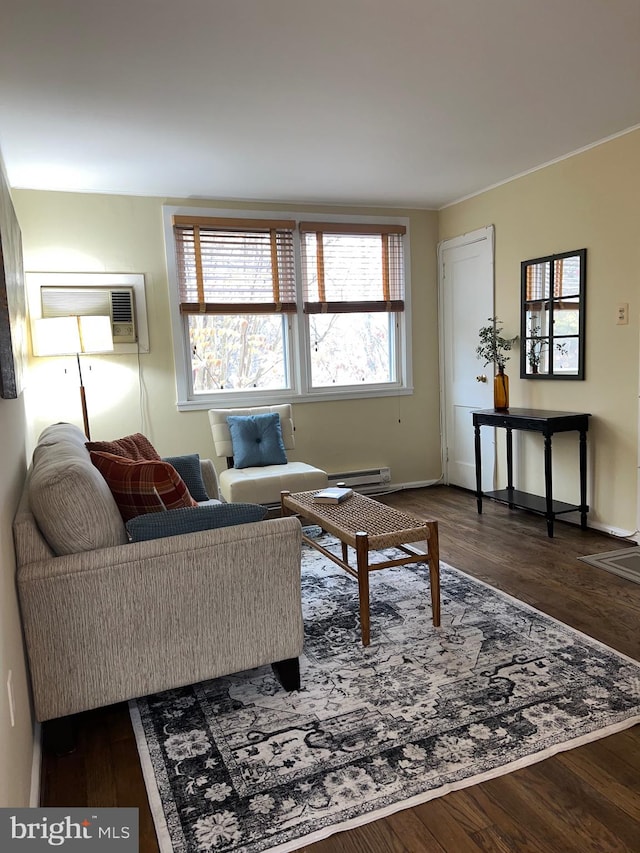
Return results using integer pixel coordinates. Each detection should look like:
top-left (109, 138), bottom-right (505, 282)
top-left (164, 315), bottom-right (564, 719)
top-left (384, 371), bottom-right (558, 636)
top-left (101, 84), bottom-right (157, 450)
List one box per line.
top-left (472, 408), bottom-right (591, 538)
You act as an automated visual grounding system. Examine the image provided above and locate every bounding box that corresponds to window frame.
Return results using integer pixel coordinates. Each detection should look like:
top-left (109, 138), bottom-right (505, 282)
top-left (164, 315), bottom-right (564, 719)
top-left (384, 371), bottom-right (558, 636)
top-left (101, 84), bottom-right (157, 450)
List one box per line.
top-left (163, 206), bottom-right (413, 410)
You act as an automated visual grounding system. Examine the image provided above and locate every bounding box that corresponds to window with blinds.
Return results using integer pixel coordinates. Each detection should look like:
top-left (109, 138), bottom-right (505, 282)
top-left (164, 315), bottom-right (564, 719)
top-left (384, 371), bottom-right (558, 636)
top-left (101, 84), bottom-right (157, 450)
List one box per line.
top-left (524, 257), bottom-right (580, 303)
top-left (173, 216), bottom-right (297, 314)
top-left (299, 222), bottom-right (406, 313)
top-left (165, 206), bottom-right (411, 406)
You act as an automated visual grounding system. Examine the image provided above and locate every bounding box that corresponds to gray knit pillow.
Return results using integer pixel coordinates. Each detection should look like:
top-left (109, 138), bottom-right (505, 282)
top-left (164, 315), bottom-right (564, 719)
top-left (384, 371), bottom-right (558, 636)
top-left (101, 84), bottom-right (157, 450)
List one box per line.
top-left (162, 453), bottom-right (209, 502)
top-left (125, 503), bottom-right (267, 542)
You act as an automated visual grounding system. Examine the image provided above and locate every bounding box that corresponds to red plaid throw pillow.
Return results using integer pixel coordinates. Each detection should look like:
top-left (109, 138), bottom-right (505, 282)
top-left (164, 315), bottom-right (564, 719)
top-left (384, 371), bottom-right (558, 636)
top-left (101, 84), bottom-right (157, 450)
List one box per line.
top-left (86, 433), bottom-right (161, 461)
top-left (90, 451), bottom-right (197, 521)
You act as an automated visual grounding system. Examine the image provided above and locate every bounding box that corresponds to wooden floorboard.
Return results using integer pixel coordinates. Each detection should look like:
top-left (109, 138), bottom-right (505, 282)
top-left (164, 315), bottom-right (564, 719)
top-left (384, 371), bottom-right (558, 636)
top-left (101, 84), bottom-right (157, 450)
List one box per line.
top-left (40, 486), bottom-right (640, 852)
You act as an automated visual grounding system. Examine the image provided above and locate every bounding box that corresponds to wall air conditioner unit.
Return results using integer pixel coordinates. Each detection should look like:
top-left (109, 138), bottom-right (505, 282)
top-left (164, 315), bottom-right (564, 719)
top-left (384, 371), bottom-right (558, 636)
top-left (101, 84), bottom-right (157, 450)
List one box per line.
top-left (40, 286), bottom-right (137, 344)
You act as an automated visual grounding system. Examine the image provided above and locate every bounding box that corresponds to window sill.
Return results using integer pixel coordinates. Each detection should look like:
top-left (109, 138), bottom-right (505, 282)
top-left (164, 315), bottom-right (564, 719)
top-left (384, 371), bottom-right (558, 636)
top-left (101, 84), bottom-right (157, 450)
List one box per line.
top-left (176, 385), bottom-right (414, 411)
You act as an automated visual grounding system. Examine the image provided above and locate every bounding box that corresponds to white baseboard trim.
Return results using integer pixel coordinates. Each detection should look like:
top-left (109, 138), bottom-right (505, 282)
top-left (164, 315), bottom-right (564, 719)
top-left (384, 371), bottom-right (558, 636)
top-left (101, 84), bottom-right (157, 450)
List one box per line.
top-left (548, 510), bottom-right (638, 541)
top-left (584, 519), bottom-right (640, 542)
top-left (395, 479), bottom-right (443, 490)
top-left (30, 721), bottom-right (42, 807)
top-left (368, 479), bottom-right (442, 496)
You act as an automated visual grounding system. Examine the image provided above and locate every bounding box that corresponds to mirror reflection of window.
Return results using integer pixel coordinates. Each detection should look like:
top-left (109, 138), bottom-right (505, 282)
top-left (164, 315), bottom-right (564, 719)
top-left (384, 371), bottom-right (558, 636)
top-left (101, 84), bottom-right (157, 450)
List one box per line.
top-left (520, 249), bottom-right (586, 380)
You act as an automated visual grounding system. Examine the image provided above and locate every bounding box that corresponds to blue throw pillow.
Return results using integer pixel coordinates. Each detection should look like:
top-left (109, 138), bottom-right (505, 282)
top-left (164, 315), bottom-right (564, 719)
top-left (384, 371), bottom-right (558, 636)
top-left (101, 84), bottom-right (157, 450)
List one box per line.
top-left (227, 412), bottom-right (287, 469)
top-left (125, 503), bottom-right (267, 542)
top-left (162, 453), bottom-right (209, 502)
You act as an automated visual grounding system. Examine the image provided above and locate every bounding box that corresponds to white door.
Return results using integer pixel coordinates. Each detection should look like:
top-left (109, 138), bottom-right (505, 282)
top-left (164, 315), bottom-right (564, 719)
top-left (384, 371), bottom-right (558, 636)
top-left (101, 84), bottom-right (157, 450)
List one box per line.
top-left (439, 227), bottom-right (495, 491)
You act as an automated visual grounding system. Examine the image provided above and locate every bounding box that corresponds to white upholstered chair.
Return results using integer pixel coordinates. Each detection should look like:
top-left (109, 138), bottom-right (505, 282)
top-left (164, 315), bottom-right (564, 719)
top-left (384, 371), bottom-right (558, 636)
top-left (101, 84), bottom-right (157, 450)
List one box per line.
top-left (208, 404), bottom-right (328, 505)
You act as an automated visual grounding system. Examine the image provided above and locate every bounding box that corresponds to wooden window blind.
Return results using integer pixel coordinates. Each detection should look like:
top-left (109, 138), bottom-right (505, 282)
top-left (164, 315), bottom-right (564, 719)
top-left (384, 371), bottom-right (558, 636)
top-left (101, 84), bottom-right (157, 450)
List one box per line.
top-left (525, 261), bottom-right (550, 302)
top-left (173, 216), bottom-right (297, 314)
top-left (299, 221), bottom-right (406, 314)
top-left (525, 258), bottom-right (579, 304)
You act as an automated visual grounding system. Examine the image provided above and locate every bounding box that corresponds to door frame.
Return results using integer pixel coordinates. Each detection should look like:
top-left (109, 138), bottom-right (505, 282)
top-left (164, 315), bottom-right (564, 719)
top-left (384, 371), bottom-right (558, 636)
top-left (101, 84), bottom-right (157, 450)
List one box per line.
top-left (437, 225), bottom-right (495, 487)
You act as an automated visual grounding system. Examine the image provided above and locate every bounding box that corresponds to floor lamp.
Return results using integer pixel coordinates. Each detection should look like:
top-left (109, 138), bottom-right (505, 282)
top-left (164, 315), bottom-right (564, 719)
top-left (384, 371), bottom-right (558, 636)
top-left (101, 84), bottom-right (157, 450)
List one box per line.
top-left (32, 315), bottom-right (114, 439)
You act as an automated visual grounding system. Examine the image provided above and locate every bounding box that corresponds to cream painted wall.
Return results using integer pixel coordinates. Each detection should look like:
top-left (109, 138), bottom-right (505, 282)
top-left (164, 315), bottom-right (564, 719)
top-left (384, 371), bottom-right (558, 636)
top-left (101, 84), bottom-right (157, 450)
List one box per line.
top-left (0, 397), bottom-right (34, 807)
top-left (12, 191), bottom-right (443, 488)
top-left (440, 129), bottom-right (640, 535)
top-left (0, 157), bottom-right (36, 808)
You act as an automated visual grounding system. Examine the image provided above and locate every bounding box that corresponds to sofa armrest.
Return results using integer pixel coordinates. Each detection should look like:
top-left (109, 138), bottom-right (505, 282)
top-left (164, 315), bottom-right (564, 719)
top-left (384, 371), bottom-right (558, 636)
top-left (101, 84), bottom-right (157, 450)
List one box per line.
top-left (200, 457), bottom-right (220, 501)
top-left (18, 516), bottom-right (303, 720)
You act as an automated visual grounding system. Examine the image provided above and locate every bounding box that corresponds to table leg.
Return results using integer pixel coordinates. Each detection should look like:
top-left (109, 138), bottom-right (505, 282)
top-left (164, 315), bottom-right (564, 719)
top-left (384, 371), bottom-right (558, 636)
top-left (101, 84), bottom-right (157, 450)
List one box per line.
top-left (579, 429), bottom-right (588, 529)
top-left (506, 427), bottom-right (514, 507)
top-left (544, 434), bottom-right (554, 538)
top-left (474, 423), bottom-right (483, 514)
top-left (355, 532), bottom-right (371, 646)
top-left (342, 541), bottom-right (349, 565)
top-left (425, 520), bottom-right (441, 627)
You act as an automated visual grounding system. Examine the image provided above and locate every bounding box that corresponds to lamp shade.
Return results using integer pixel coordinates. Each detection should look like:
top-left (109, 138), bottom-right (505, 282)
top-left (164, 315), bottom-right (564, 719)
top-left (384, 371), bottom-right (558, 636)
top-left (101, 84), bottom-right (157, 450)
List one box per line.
top-left (33, 317), bottom-right (81, 356)
top-left (78, 315), bottom-right (114, 353)
top-left (33, 316), bottom-right (113, 356)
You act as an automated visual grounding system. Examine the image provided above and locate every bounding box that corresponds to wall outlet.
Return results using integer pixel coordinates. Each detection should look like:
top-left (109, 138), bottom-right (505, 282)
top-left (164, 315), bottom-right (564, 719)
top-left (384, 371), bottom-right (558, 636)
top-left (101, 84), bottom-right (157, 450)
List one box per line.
top-left (616, 303), bottom-right (629, 325)
top-left (6, 670), bottom-right (16, 727)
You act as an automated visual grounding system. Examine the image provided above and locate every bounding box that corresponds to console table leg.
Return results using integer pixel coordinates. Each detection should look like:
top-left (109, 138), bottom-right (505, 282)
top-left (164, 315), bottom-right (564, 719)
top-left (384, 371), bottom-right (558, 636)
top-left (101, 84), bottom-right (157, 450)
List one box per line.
top-left (544, 434), bottom-right (554, 538)
top-left (579, 429), bottom-right (588, 529)
top-left (506, 427), bottom-right (514, 507)
top-left (474, 424), bottom-right (483, 514)
top-left (355, 532), bottom-right (371, 646)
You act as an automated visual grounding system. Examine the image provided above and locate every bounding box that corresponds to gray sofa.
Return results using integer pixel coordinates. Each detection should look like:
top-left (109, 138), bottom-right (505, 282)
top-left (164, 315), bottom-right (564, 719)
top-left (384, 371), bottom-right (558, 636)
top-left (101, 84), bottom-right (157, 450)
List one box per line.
top-left (14, 423), bottom-right (304, 722)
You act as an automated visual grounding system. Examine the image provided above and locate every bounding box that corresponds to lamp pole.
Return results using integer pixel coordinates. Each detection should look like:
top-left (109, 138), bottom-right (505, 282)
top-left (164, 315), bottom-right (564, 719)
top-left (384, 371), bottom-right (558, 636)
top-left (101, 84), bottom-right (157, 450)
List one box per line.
top-left (76, 351), bottom-right (91, 439)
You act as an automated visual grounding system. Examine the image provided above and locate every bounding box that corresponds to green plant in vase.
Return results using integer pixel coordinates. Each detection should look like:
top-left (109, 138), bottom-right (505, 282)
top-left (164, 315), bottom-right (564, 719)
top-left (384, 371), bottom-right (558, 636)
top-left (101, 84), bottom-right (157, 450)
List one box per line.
top-left (476, 317), bottom-right (518, 410)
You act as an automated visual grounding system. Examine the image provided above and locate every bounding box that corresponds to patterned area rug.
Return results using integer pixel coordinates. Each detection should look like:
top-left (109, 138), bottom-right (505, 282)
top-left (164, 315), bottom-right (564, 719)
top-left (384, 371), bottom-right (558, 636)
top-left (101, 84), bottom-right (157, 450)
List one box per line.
top-left (131, 535), bottom-right (640, 853)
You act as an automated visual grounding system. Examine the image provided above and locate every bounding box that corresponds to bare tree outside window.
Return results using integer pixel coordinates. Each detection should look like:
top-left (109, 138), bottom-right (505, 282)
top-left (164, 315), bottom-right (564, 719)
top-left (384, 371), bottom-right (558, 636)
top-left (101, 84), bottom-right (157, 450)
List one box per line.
top-left (309, 313), bottom-right (392, 386)
top-left (189, 314), bottom-right (288, 392)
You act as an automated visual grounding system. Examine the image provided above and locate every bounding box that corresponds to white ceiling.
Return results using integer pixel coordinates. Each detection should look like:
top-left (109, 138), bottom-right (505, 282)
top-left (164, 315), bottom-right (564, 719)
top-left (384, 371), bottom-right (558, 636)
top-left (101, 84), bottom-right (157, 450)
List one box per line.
top-left (1, 0), bottom-right (639, 209)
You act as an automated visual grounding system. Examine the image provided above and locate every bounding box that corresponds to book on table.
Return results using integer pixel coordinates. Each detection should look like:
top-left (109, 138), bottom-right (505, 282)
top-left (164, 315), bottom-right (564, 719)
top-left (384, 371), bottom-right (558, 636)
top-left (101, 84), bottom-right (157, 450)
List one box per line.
top-left (313, 486), bottom-right (354, 504)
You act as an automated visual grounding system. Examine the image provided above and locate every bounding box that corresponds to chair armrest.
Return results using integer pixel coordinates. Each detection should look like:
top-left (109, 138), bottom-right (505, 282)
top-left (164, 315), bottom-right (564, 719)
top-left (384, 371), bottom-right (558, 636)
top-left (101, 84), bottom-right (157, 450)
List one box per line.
top-left (200, 458), bottom-right (220, 500)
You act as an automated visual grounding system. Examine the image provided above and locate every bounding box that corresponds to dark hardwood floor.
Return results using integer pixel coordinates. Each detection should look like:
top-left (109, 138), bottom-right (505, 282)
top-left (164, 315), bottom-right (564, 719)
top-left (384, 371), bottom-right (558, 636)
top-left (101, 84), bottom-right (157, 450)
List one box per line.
top-left (40, 486), bottom-right (640, 852)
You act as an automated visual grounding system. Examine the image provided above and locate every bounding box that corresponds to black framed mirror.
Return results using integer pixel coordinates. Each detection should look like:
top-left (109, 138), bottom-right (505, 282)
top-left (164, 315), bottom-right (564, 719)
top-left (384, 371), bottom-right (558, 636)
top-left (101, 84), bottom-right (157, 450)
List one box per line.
top-left (520, 248), bottom-right (586, 380)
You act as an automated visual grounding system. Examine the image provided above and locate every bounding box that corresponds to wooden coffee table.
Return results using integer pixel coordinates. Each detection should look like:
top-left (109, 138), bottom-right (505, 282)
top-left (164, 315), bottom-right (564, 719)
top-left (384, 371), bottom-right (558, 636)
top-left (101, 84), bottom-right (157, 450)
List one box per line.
top-left (281, 490), bottom-right (440, 646)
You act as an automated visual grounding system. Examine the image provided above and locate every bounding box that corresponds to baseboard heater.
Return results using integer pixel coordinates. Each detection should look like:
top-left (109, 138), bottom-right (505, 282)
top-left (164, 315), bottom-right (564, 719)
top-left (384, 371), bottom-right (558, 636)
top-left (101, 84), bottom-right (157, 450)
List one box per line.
top-left (327, 467), bottom-right (391, 493)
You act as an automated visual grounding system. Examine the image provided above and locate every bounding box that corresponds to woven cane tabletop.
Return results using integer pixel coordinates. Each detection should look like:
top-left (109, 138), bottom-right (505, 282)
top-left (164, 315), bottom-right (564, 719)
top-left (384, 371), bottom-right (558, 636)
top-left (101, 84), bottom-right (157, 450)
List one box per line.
top-left (282, 490), bottom-right (435, 550)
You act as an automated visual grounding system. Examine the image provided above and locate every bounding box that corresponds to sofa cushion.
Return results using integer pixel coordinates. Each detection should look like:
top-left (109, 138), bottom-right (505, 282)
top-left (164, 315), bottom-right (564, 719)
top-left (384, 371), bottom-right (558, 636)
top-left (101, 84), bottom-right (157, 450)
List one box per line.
top-left (227, 412), bottom-right (287, 469)
top-left (162, 453), bottom-right (209, 502)
top-left (29, 430), bottom-right (128, 556)
top-left (90, 451), bottom-right (198, 521)
top-left (219, 460), bottom-right (328, 504)
top-left (125, 502), bottom-right (267, 542)
top-left (85, 433), bottom-right (161, 461)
